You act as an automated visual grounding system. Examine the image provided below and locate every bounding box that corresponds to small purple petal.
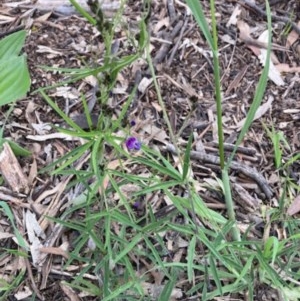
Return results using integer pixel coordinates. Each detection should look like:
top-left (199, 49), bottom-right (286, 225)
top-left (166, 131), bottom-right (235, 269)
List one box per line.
top-left (126, 137), bottom-right (141, 151)
top-left (130, 120), bottom-right (136, 127)
top-left (133, 201), bottom-right (141, 208)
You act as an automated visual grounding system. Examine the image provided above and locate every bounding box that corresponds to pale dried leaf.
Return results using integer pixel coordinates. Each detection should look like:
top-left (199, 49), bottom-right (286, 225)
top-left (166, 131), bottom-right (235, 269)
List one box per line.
top-left (0, 232), bottom-right (14, 240)
top-left (28, 158), bottom-right (37, 187)
top-left (142, 282), bottom-right (183, 299)
top-left (25, 210), bottom-right (46, 242)
top-left (258, 31), bottom-right (284, 86)
top-left (14, 285), bottom-right (33, 300)
top-left (35, 0), bottom-right (120, 16)
top-left (275, 64), bottom-right (300, 73)
top-left (0, 142), bottom-right (29, 194)
top-left (26, 133), bottom-right (79, 141)
top-left (36, 45), bottom-right (63, 56)
top-left (226, 5), bottom-right (241, 27)
top-left (287, 195), bottom-right (300, 216)
top-left (235, 95), bottom-right (274, 130)
top-left (138, 77), bottom-right (153, 93)
top-left (54, 86), bottom-right (80, 99)
top-left (142, 123), bottom-right (168, 144)
top-left (153, 17), bottom-right (170, 33)
top-left (237, 20), bottom-right (251, 42)
top-left (286, 21), bottom-right (300, 46)
top-left (30, 237), bottom-right (43, 267)
top-left (30, 123), bottom-right (52, 135)
top-left (35, 11), bottom-right (52, 22)
top-left (60, 282), bottom-right (81, 301)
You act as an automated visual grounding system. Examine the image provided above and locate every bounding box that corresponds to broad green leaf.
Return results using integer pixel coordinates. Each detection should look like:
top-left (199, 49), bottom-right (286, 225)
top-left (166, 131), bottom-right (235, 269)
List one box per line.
top-left (0, 30), bottom-right (26, 59)
top-left (0, 55), bottom-right (30, 105)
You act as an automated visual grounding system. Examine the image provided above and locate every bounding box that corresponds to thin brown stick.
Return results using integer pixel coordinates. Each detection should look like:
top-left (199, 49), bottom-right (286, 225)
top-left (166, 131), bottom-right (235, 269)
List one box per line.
top-left (239, 0), bottom-right (300, 35)
top-left (166, 144), bottom-right (273, 199)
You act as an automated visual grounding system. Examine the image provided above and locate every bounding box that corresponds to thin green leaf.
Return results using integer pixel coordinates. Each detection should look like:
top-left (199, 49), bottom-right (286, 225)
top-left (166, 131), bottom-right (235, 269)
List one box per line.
top-left (182, 134), bottom-right (193, 181)
top-left (4, 139), bottom-right (31, 157)
top-left (0, 201), bottom-right (28, 250)
top-left (187, 236), bottom-right (196, 282)
top-left (39, 90), bottom-right (85, 131)
top-left (158, 275), bottom-right (176, 301)
top-left (101, 281), bottom-right (135, 301)
top-left (69, 0), bottom-right (97, 26)
top-left (209, 255), bottom-right (223, 295)
top-left (186, 1), bottom-right (213, 49)
top-left (112, 233), bottom-right (142, 264)
top-left (227, 0), bottom-right (272, 166)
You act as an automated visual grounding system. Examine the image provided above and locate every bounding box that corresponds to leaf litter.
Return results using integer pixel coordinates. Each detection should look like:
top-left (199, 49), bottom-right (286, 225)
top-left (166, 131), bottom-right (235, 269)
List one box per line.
top-left (0, 0), bottom-right (300, 300)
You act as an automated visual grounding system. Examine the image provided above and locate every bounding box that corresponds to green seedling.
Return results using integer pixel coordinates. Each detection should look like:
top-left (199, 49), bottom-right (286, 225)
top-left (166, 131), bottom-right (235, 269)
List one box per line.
top-left (264, 123), bottom-right (291, 169)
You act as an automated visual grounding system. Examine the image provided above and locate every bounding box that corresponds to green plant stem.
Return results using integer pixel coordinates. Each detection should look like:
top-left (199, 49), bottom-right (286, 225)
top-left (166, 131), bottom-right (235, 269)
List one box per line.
top-left (209, 0), bottom-right (225, 170)
top-left (209, 0), bottom-right (239, 240)
top-left (146, 46), bottom-right (176, 147)
top-left (222, 169), bottom-right (241, 241)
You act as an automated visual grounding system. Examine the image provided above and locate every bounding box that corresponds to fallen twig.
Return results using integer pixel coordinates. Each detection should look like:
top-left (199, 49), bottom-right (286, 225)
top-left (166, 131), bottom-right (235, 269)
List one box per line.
top-left (239, 0), bottom-right (300, 35)
top-left (166, 144), bottom-right (273, 199)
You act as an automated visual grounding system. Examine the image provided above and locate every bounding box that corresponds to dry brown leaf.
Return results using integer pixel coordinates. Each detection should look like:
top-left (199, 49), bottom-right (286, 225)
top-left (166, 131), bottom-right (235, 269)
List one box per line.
top-left (35, 11), bottom-right (52, 22)
top-left (14, 286), bottom-right (33, 300)
top-left (275, 64), bottom-right (300, 73)
top-left (60, 282), bottom-right (81, 301)
top-left (258, 31), bottom-right (284, 86)
top-left (226, 65), bottom-right (248, 94)
top-left (39, 244), bottom-right (69, 259)
top-left (25, 210), bottom-right (46, 242)
top-left (237, 21), bottom-right (285, 86)
top-left (234, 95), bottom-right (274, 130)
top-left (142, 282), bottom-right (183, 299)
top-left (226, 5), bottom-right (241, 27)
top-left (153, 17), bottom-right (170, 33)
top-left (287, 194), bottom-right (300, 216)
top-left (36, 45), bottom-right (63, 57)
top-left (0, 142), bottom-right (29, 194)
top-left (28, 158), bottom-right (37, 187)
top-left (138, 77), bottom-right (153, 93)
top-left (0, 232), bottom-right (14, 240)
top-left (286, 21), bottom-right (300, 46)
top-left (142, 123), bottom-right (168, 144)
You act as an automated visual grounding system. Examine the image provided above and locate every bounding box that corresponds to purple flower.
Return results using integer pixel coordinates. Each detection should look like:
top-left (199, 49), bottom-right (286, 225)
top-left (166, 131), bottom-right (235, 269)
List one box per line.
top-left (126, 136), bottom-right (141, 151)
top-left (130, 120), bottom-right (136, 127)
top-left (133, 201), bottom-right (141, 208)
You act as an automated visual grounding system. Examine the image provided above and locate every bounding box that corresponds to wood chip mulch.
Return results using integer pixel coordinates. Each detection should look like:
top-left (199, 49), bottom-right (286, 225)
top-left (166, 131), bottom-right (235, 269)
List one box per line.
top-left (0, 0), bottom-right (300, 300)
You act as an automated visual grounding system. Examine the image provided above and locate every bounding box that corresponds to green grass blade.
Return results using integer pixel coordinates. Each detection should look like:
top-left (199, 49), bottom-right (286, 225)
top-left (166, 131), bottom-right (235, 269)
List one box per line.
top-left (0, 201), bottom-right (28, 250)
top-left (187, 236), bottom-right (196, 283)
top-left (209, 255), bottom-right (223, 295)
top-left (69, 0), bottom-right (97, 26)
top-left (158, 275), bottom-right (176, 301)
top-left (227, 0), bottom-right (272, 166)
top-left (186, 0), bottom-right (213, 49)
top-left (182, 134), bottom-right (193, 182)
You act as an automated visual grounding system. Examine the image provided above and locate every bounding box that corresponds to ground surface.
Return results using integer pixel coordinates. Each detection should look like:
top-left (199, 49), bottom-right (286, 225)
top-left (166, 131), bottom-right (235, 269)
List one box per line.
top-left (0, 0), bottom-right (300, 300)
